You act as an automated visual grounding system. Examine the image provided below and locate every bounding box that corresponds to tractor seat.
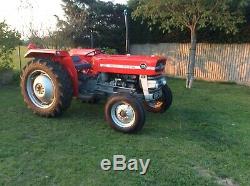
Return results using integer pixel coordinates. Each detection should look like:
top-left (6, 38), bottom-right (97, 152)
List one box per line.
top-left (71, 55), bottom-right (92, 71)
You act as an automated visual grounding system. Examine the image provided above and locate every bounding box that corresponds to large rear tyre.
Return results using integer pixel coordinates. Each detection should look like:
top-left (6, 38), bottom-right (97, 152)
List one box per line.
top-left (144, 84), bottom-right (173, 113)
top-left (20, 59), bottom-right (73, 117)
top-left (104, 94), bottom-right (145, 133)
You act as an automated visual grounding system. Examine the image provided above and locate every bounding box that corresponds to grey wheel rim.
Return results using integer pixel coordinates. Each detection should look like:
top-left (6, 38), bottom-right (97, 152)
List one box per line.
top-left (26, 70), bottom-right (55, 109)
top-left (110, 102), bottom-right (136, 128)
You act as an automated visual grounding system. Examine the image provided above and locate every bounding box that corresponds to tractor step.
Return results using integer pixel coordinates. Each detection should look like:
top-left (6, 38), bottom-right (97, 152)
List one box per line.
top-left (78, 93), bottom-right (95, 101)
top-left (78, 91), bottom-right (106, 102)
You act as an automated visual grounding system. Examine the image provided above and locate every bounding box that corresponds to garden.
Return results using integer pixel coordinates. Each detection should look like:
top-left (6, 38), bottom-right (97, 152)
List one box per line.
top-left (0, 78), bottom-right (250, 185)
top-left (1, 0), bottom-right (250, 185)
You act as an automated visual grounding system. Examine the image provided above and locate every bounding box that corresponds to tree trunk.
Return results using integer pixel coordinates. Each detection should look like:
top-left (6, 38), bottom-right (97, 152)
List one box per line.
top-left (186, 28), bottom-right (197, 88)
top-left (90, 30), bottom-right (94, 48)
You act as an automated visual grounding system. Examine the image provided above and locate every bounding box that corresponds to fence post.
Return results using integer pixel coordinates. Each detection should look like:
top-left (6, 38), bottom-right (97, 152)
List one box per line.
top-left (18, 45), bottom-right (22, 71)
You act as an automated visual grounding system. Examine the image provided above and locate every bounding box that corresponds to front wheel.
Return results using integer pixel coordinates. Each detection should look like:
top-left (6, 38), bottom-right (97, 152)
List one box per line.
top-left (104, 94), bottom-right (145, 133)
top-left (144, 84), bottom-right (173, 113)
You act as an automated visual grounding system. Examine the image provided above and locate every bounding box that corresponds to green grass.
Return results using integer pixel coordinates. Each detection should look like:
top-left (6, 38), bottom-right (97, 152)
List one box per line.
top-left (0, 79), bottom-right (250, 186)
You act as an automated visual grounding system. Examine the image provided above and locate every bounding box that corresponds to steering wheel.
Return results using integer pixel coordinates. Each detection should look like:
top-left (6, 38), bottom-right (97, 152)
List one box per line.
top-left (85, 49), bottom-right (105, 56)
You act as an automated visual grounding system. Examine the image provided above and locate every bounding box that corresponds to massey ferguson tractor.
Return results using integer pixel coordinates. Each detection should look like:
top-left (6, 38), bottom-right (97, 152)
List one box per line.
top-left (20, 45), bottom-right (172, 133)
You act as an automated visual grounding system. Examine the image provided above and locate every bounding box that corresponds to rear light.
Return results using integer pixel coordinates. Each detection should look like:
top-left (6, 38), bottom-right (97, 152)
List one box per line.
top-left (155, 59), bottom-right (166, 72)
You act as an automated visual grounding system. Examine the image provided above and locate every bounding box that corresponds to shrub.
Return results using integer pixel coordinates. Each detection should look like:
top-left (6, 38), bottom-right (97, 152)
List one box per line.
top-left (0, 21), bottom-right (20, 71)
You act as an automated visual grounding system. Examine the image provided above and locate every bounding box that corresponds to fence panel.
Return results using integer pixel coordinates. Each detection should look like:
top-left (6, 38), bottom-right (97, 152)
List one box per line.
top-left (131, 43), bottom-right (250, 85)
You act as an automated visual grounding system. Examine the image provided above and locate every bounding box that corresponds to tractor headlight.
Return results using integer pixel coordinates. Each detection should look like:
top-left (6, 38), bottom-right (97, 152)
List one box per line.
top-left (161, 77), bottom-right (167, 85)
top-left (155, 59), bottom-right (166, 72)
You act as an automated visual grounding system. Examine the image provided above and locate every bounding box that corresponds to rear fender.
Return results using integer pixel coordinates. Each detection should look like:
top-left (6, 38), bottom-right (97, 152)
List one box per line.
top-left (57, 56), bottom-right (78, 96)
top-left (25, 49), bottom-right (79, 96)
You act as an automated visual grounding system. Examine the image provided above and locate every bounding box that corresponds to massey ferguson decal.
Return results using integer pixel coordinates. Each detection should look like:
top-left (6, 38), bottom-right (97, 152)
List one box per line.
top-left (140, 63), bottom-right (147, 69)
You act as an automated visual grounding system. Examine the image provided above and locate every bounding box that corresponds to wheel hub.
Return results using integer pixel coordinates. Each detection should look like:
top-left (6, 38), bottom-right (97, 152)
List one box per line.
top-left (32, 74), bottom-right (54, 104)
top-left (34, 83), bottom-right (45, 95)
top-left (119, 110), bottom-right (127, 118)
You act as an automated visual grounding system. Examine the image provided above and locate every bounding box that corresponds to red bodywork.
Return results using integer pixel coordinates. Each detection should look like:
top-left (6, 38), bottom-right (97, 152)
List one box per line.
top-left (25, 48), bottom-right (166, 96)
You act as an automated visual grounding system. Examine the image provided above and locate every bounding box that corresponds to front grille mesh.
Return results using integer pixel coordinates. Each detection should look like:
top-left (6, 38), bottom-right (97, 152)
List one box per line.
top-left (155, 59), bottom-right (166, 72)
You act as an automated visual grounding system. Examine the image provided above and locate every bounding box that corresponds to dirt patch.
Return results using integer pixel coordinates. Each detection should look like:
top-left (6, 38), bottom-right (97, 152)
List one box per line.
top-left (194, 166), bottom-right (239, 186)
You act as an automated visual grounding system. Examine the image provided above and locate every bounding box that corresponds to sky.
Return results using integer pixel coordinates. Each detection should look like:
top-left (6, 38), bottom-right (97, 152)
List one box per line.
top-left (0, 0), bottom-right (127, 38)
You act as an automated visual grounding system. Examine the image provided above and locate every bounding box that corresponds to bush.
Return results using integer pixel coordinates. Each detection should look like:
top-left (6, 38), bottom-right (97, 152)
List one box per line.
top-left (0, 21), bottom-right (20, 71)
top-left (0, 50), bottom-right (15, 71)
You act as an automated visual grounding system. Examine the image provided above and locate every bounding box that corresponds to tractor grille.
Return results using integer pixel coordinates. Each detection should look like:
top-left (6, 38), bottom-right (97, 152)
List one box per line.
top-left (155, 59), bottom-right (166, 72)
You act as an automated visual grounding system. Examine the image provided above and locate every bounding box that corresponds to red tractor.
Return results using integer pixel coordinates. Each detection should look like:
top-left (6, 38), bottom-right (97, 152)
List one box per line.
top-left (20, 45), bottom-right (172, 133)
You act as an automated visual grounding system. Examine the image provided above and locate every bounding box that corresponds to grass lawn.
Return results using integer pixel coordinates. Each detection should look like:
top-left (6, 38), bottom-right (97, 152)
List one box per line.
top-left (0, 78), bottom-right (250, 186)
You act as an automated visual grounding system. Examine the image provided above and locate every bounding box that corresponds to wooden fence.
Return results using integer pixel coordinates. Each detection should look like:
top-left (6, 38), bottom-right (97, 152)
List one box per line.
top-left (131, 43), bottom-right (250, 85)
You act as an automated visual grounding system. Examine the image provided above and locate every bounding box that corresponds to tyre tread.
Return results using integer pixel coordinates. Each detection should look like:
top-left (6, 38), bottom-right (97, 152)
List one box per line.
top-left (20, 59), bottom-right (73, 117)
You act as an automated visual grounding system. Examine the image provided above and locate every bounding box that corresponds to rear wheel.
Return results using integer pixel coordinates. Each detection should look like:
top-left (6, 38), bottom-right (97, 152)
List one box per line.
top-left (104, 94), bottom-right (145, 133)
top-left (144, 84), bottom-right (173, 113)
top-left (20, 59), bottom-right (73, 117)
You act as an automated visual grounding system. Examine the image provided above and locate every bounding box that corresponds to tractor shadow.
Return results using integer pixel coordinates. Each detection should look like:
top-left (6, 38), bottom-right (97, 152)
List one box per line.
top-left (58, 97), bottom-right (239, 151)
top-left (59, 99), bottom-right (106, 125)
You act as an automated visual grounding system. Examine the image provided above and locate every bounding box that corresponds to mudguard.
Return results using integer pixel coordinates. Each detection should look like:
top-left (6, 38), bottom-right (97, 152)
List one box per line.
top-left (24, 49), bottom-right (79, 96)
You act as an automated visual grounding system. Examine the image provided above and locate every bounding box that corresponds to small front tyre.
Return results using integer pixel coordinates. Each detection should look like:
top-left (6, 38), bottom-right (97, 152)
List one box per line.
top-left (144, 84), bottom-right (173, 113)
top-left (104, 94), bottom-right (145, 133)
